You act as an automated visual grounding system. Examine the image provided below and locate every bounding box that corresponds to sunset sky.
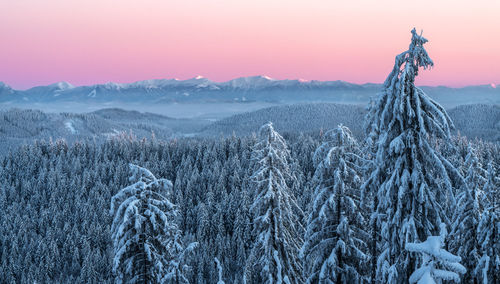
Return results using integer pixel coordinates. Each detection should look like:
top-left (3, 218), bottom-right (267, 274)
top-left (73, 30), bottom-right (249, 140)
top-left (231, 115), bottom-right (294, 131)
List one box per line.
top-left (1, 0), bottom-right (499, 89)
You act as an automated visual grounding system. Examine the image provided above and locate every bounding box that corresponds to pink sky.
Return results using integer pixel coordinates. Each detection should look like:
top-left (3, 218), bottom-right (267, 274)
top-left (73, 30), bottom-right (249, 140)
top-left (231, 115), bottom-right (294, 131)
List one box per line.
top-left (1, 0), bottom-right (499, 89)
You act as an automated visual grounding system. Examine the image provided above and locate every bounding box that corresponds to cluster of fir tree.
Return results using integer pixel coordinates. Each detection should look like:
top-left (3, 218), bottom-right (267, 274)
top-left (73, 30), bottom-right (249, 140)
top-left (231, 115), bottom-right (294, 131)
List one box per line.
top-left (0, 125), bottom-right (496, 283)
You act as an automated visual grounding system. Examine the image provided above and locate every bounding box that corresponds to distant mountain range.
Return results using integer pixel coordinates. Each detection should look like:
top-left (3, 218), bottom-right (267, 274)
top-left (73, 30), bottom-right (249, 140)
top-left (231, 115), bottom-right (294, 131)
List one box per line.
top-left (1, 76), bottom-right (498, 107)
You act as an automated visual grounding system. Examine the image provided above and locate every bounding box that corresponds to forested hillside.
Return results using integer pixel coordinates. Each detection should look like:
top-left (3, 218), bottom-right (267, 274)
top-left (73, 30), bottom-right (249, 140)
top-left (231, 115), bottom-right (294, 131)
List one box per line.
top-left (200, 103), bottom-right (366, 137)
top-left (0, 108), bottom-right (209, 155)
top-left (202, 103), bottom-right (500, 142)
top-left (1, 103), bottom-right (497, 158)
top-left (448, 104), bottom-right (500, 141)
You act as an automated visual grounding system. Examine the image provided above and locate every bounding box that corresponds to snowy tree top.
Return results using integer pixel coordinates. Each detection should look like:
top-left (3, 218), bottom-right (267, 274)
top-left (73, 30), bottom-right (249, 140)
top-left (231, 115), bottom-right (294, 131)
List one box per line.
top-left (323, 124), bottom-right (357, 148)
top-left (384, 28), bottom-right (433, 88)
top-left (258, 122), bottom-right (283, 142)
top-left (313, 124), bottom-right (358, 167)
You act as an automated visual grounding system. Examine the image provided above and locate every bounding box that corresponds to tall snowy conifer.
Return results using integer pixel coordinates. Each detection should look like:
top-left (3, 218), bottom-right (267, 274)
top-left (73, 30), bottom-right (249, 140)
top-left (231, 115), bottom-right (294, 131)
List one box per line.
top-left (475, 162), bottom-right (499, 284)
top-left (110, 164), bottom-right (194, 283)
top-left (364, 29), bottom-right (458, 283)
top-left (245, 122), bottom-right (304, 284)
top-left (450, 145), bottom-right (486, 283)
top-left (302, 125), bottom-right (368, 283)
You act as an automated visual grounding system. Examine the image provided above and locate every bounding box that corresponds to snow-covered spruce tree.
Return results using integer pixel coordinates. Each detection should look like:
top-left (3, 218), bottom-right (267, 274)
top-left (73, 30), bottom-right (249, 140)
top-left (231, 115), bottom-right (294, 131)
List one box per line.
top-left (364, 29), bottom-right (459, 283)
top-left (406, 224), bottom-right (466, 283)
top-left (301, 125), bottom-right (368, 283)
top-left (361, 101), bottom-right (380, 284)
top-left (449, 145), bottom-right (486, 283)
top-left (245, 122), bottom-right (304, 284)
top-left (110, 164), bottom-right (195, 283)
top-left (474, 162), bottom-right (499, 284)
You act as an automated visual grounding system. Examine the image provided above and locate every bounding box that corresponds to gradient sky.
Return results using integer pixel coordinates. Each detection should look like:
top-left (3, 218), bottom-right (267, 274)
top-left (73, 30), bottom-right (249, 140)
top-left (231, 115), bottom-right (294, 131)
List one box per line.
top-left (1, 0), bottom-right (499, 89)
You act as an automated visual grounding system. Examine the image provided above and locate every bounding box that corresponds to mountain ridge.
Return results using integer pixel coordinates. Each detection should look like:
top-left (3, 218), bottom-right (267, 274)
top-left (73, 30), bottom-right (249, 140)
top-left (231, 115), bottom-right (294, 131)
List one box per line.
top-left (3, 75), bottom-right (499, 91)
top-left (1, 76), bottom-right (498, 107)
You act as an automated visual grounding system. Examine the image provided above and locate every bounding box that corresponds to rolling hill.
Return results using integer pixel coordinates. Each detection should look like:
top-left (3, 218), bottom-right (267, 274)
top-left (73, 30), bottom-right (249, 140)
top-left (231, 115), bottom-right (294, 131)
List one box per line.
top-left (201, 103), bottom-right (500, 142)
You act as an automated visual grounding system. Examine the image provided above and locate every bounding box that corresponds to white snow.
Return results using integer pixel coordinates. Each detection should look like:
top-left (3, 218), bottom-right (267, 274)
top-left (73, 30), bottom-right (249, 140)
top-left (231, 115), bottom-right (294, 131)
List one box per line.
top-left (64, 120), bottom-right (77, 134)
top-left (52, 82), bottom-right (74, 96)
top-left (406, 234), bottom-right (466, 284)
top-left (196, 82), bottom-right (220, 89)
top-left (214, 257), bottom-right (225, 284)
top-left (49, 81), bottom-right (74, 90)
top-left (103, 82), bottom-right (123, 90)
top-left (224, 75), bottom-right (277, 89)
top-left (126, 79), bottom-right (180, 89)
top-left (406, 236), bottom-right (459, 262)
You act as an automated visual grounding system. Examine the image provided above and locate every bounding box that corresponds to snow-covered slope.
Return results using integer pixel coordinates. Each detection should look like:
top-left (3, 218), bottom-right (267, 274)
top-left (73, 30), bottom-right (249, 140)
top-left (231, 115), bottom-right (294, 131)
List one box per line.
top-left (48, 81), bottom-right (75, 90)
top-left (0, 82), bottom-right (15, 95)
top-left (201, 103), bottom-right (500, 142)
top-left (0, 108), bottom-right (210, 156)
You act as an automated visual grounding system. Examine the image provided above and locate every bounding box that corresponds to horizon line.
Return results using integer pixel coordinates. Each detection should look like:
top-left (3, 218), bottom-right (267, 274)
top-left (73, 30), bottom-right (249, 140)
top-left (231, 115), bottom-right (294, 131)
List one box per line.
top-left (1, 75), bottom-right (498, 91)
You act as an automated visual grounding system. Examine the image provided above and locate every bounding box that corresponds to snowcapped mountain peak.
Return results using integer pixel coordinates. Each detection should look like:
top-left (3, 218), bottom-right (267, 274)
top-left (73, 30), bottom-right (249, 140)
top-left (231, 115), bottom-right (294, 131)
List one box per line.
top-left (0, 82), bottom-right (14, 95)
top-left (49, 81), bottom-right (75, 90)
top-left (127, 79), bottom-right (180, 88)
top-left (102, 82), bottom-right (123, 90)
top-left (0, 82), bottom-right (10, 89)
top-left (184, 75), bottom-right (210, 83)
top-left (224, 75), bottom-right (278, 89)
top-left (183, 76), bottom-right (214, 88)
top-left (247, 75), bottom-right (275, 81)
